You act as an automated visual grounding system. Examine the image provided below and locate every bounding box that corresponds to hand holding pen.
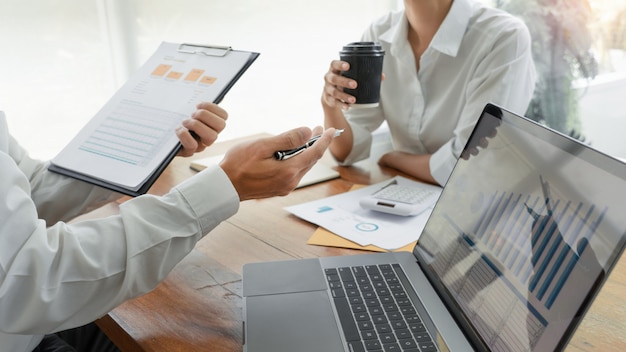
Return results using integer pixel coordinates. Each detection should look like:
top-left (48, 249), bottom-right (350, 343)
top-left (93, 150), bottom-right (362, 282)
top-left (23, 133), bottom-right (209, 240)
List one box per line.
top-left (220, 127), bottom-right (340, 200)
top-left (274, 129), bottom-right (344, 160)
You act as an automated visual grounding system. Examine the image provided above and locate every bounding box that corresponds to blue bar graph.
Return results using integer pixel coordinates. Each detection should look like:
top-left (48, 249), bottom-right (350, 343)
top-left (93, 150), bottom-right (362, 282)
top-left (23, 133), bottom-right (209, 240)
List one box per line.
top-left (471, 185), bottom-right (606, 311)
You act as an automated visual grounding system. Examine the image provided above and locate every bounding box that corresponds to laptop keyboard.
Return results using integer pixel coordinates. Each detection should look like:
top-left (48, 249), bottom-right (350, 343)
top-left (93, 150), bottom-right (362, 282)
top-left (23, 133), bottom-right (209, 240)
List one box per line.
top-left (325, 264), bottom-right (437, 352)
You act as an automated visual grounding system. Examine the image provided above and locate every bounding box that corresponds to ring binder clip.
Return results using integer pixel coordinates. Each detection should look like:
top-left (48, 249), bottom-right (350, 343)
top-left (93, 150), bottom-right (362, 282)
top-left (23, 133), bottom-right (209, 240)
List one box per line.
top-left (177, 43), bottom-right (233, 57)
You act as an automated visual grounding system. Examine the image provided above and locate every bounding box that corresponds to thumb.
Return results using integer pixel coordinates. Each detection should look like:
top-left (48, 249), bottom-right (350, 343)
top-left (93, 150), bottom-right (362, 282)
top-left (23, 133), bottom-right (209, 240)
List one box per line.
top-left (266, 127), bottom-right (313, 155)
top-left (306, 127), bottom-right (336, 157)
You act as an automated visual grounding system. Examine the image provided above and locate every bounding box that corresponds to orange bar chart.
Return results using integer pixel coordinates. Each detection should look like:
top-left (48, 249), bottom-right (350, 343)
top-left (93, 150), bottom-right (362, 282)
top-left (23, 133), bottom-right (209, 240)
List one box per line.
top-left (151, 64), bottom-right (172, 77)
top-left (184, 69), bottom-right (205, 82)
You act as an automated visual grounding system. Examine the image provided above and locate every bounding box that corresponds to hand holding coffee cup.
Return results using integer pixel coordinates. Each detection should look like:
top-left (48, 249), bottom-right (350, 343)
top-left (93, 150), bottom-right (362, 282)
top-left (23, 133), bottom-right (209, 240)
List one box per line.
top-left (339, 42), bottom-right (385, 108)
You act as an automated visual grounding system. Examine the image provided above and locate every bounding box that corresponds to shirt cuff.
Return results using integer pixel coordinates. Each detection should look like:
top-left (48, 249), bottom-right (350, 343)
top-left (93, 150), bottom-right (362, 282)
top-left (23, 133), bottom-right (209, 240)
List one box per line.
top-left (429, 142), bottom-right (457, 186)
top-left (175, 165), bottom-right (240, 234)
top-left (339, 121), bottom-right (374, 166)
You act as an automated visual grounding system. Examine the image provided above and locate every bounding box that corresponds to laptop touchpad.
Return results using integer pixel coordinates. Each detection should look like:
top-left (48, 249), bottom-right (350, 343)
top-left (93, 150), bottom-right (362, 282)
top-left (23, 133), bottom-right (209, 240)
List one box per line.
top-left (244, 290), bottom-right (344, 351)
top-left (243, 258), bottom-right (327, 296)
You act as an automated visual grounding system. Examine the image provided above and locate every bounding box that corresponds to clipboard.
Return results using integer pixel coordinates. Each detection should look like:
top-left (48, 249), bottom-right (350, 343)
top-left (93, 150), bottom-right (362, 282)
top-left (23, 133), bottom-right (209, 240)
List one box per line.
top-left (175, 43), bottom-right (258, 105)
top-left (48, 41), bottom-right (259, 197)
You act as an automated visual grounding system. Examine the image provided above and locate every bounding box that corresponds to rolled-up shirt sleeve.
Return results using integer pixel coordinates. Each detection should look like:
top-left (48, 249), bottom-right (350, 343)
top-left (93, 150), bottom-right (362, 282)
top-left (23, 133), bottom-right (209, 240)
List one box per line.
top-left (339, 105), bottom-right (385, 165)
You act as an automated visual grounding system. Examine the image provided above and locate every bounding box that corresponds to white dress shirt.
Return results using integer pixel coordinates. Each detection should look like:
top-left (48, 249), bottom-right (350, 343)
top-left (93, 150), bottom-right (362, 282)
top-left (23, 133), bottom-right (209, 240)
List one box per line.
top-left (341, 0), bottom-right (536, 185)
top-left (0, 112), bottom-right (240, 351)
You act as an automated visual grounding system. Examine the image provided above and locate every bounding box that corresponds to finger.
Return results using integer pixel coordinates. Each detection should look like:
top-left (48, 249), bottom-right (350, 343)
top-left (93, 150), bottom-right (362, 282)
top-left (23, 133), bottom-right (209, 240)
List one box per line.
top-left (195, 102), bottom-right (229, 121)
top-left (182, 119), bottom-right (220, 147)
top-left (325, 61), bottom-right (357, 92)
top-left (323, 61), bottom-right (357, 109)
top-left (323, 79), bottom-right (356, 108)
top-left (182, 108), bottom-right (227, 146)
top-left (311, 125), bottom-right (324, 136)
top-left (327, 70), bottom-right (357, 91)
top-left (299, 127), bottom-right (336, 161)
top-left (176, 126), bottom-right (200, 157)
top-left (323, 81), bottom-right (356, 103)
top-left (186, 111), bottom-right (227, 134)
top-left (322, 86), bottom-right (354, 109)
top-left (264, 127), bottom-right (313, 158)
top-left (330, 60), bottom-right (350, 73)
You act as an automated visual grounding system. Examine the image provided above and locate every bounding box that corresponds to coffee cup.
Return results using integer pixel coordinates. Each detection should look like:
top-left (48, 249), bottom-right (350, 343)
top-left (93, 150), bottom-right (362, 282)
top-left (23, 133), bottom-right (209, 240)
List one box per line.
top-left (339, 42), bottom-right (385, 108)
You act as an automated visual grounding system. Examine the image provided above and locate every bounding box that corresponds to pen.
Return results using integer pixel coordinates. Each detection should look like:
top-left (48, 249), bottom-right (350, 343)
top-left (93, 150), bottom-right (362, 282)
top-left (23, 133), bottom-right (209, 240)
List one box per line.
top-left (274, 129), bottom-right (344, 160)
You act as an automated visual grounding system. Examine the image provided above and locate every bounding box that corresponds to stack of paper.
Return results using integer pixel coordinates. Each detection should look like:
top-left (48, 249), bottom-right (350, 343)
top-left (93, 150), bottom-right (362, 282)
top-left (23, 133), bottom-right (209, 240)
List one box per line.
top-left (286, 176), bottom-right (442, 251)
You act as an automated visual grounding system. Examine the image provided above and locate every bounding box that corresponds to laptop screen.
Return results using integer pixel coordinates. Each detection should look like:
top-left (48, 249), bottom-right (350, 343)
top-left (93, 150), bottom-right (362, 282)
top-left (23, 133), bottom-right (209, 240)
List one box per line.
top-left (414, 104), bottom-right (626, 351)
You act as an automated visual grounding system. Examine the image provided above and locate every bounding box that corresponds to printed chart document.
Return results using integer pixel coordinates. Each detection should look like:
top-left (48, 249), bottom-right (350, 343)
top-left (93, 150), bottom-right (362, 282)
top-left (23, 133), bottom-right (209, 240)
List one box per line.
top-left (49, 42), bottom-right (259, 196)
top-left (286, 176), bottom-right (442, 250)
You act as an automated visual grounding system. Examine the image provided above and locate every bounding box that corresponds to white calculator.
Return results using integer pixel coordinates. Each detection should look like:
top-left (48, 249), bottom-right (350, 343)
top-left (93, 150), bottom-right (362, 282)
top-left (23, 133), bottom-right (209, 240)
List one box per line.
top-left (359, 180), bottom-right (439, 216)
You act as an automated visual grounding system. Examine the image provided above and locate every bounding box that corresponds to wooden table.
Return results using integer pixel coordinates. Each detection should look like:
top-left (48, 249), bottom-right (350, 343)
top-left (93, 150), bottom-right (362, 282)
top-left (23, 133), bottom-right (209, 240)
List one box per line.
top-left (89, 135), bottom-right (626, 351)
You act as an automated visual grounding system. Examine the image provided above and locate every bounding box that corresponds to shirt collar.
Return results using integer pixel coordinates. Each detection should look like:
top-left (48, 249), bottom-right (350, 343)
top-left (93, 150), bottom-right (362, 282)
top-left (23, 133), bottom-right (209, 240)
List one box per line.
top-left (432, 0), bottom-right (472, 57)
top-left (379, 0), bottom-right (473, 58)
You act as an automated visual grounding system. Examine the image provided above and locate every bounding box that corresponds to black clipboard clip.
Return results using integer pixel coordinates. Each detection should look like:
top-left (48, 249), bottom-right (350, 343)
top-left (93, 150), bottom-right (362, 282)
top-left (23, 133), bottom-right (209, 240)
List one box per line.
top-left (177, 43), bottom-right (232, 57)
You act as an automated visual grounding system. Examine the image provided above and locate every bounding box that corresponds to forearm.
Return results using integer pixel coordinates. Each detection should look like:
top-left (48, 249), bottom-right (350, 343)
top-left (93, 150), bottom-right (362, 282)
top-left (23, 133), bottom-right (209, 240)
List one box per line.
top-left (378, 151), bottom-right (437, 185)
top-left (322, 101), bottom-right (353, 162)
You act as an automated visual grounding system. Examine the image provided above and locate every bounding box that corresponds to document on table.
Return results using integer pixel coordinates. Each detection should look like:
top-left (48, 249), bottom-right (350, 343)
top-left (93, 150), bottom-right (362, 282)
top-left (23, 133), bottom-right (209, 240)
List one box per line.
top-left (286, 176), bottom-right (442, 250)
top-left (49, 42), bottom-right (259, 196)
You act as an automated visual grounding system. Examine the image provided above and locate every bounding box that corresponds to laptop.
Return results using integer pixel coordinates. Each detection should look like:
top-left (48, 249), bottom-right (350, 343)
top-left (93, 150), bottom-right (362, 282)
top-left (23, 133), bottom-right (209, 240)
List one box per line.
top-left (242, 103), bottom-right (626, 351)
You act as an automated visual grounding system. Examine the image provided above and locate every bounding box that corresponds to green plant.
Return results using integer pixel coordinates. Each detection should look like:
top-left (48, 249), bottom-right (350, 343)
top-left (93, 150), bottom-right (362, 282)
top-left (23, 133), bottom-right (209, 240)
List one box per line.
top-left (493, 0), bottom-right (599, 139)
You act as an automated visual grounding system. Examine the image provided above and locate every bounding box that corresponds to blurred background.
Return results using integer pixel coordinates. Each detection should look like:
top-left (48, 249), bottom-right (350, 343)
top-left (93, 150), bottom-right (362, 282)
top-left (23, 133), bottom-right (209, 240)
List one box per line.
top-left (1, 0), bottom-right (624, 160)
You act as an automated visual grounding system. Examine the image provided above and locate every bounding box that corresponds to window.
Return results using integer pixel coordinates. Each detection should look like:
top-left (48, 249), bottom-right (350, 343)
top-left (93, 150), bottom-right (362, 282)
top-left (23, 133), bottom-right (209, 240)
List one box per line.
top-left (1, 0), bottom-right (400, 159)
top-left (4, 1), bottom-right (623, 160)
top-left (0, 0), bottom-right (113, 160)
top-left (484, 0), bottom-right (626, 158)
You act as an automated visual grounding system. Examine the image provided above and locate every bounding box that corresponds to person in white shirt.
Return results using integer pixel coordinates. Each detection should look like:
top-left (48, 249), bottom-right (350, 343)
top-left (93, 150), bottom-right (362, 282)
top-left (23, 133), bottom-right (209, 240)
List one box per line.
top-left (0, 102), bottom-right (337, 352)
top-left (322, 0), bottom-right (536, 186)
